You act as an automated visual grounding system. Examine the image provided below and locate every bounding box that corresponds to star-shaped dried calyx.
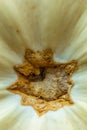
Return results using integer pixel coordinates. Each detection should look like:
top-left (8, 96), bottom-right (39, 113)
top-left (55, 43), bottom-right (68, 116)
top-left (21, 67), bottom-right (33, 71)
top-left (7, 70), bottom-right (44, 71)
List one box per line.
top-left (7, 48), bottom-right (78, 115)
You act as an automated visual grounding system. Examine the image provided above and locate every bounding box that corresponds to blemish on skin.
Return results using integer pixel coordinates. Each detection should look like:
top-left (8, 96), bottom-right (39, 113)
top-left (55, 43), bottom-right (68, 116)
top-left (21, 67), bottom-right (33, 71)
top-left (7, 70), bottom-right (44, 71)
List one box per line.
top-left (16, 29), bottom-right (20, 33)
top-left (31, 5), bottom-right (36, 10)
top-left (7, 48), bottom-right (78, 116)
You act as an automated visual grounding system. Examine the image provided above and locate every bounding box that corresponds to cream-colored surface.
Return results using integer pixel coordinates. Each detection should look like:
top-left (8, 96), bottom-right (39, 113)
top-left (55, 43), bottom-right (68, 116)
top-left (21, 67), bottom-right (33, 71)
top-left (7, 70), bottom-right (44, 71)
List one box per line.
top-left (0, 0), bottom-right (87, 130)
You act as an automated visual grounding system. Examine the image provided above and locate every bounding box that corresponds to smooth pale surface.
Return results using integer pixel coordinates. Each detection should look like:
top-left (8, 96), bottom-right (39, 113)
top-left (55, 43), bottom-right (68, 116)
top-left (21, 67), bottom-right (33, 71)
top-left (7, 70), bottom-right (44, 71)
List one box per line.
top-left (0, 0), bottom-right (87, 130)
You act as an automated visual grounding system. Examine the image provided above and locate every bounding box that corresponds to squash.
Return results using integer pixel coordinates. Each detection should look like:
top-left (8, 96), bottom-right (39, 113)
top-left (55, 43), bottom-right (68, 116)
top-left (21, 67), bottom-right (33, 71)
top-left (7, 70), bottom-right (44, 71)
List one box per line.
top-left (0, 0), bottom-right (87, 130)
